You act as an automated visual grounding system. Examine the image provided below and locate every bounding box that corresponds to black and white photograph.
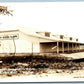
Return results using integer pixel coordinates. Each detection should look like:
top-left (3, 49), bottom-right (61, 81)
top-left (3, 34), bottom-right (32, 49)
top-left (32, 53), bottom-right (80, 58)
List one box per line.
top-left (0, 1), bottom-right (84, 82)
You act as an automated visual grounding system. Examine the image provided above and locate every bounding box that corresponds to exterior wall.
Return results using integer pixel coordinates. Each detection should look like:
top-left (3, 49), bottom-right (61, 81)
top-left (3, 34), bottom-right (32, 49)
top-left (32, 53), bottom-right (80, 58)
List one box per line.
top-left (0, 31), bottom-right (40, 53)
top-left (0, 40), bottom-right (14, 53)
top-left (0, 31), bottom-right (18, 53)
top-left (15, 32), bottom-right (40, 53)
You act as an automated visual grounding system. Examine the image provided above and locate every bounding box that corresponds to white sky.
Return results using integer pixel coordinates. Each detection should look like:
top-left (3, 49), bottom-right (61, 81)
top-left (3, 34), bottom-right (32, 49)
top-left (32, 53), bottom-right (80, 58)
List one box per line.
top-left (0, 2), bottom-right (84, 42)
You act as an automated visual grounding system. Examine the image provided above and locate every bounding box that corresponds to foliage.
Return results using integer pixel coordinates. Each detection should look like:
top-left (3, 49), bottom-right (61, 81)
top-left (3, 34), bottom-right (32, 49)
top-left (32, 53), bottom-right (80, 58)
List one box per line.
top-left (0, 5), bottom-right (13, 16)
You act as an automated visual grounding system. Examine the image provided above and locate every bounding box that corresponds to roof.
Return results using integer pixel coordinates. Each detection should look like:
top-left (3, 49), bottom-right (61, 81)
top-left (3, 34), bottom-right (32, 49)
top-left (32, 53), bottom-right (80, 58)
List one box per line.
top-left (0, 29), bottom-right (19, 33)
top-left (0, 24), bottom-right (83, 44)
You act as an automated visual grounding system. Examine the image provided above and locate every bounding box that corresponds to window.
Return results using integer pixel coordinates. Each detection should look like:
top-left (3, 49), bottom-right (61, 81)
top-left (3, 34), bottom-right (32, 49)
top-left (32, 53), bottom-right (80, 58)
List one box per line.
top-left (70, 37), bottom-right (72, 40)
top-left (45, 32), bottom-right (50, 37)
top-left (76, 39), bottom-right (78, 41)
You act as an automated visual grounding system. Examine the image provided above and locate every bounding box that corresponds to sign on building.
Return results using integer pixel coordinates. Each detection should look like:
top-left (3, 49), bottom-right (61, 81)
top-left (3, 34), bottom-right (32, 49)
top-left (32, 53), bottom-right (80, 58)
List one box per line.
top-left (0, 34), bottom-right (19, 40)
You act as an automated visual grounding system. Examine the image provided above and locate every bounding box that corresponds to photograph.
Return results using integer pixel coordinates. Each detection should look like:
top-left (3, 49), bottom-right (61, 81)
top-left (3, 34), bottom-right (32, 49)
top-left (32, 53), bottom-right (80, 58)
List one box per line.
top-left (0, 0), bottom-right (84, 82)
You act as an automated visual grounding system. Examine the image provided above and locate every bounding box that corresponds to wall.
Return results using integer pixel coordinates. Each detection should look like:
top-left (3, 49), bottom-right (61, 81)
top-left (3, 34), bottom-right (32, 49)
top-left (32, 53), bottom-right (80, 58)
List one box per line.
top-left (0, 30), bottom-right (40, 53)
top-left (15, 31), bottom-right (40, 53)
top-left (0, 31), bottom-right (18, 53)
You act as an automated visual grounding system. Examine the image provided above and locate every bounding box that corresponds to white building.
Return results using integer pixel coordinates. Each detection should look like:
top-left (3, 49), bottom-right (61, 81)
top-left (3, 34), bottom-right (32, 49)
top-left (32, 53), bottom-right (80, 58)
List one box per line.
top-left (0, 25), bottom-right (84, 57)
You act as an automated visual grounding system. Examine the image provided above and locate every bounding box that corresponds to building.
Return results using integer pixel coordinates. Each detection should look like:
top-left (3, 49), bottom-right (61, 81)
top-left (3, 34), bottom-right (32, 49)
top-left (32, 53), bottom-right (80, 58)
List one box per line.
top-left (0, 25), bottom-right (84, 57)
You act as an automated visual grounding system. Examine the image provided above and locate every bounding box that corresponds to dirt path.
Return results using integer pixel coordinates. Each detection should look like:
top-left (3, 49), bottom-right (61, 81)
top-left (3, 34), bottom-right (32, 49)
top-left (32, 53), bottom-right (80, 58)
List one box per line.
top-left (61, 52), bottom-right (84, 59)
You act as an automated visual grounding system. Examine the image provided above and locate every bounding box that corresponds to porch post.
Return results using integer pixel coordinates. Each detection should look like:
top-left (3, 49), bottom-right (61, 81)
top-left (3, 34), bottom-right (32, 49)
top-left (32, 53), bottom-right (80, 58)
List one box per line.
top-left (79, 44), bottom-right (80, 51)
top-left (57, 42), bottom-right (59, 54)
top-left (72, 43), bottom-right (73, 52)
top-left (75, 43), bottom-right (77, 52)
top-left (68, 42), bottom-right (69, 53)
top-left (62, 42), bottom-right (64, 53)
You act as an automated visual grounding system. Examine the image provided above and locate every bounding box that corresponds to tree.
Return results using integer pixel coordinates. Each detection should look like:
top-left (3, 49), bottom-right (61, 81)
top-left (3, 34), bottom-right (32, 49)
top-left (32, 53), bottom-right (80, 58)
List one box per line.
top-left (0, 5), bottom-right (13, 16)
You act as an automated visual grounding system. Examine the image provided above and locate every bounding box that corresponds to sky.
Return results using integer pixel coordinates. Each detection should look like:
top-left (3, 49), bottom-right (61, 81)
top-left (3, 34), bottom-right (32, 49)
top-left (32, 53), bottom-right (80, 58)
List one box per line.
top-left (1, 0), bottom-right (84, 2)
top-left (0, 2), bottom-right (84, 42)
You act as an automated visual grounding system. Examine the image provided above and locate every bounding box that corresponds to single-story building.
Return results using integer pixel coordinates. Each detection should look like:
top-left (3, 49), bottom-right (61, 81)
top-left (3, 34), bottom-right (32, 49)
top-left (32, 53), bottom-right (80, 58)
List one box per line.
top-left (0, 25), bottom-right (84, 56)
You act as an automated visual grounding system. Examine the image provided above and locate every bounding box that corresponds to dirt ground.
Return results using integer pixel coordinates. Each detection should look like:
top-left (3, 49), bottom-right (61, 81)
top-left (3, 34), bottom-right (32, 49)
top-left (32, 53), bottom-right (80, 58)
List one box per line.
top-left (0, 52), bottom-right (84, 82)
